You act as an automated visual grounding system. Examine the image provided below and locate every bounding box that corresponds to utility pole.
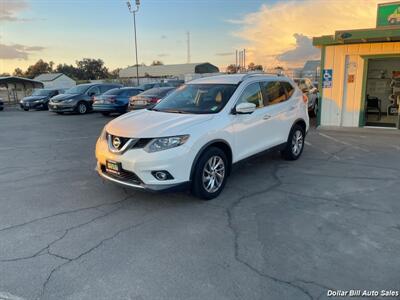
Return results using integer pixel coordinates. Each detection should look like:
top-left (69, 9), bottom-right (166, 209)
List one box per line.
top-left (127, 0), bottom-right (140, 86)
top-left (187, 31), bottom-right (191, 64)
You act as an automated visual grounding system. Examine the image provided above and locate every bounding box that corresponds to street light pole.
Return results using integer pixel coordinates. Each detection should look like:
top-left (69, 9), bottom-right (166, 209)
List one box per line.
top-left (127, 0), bottom-right (140, 86)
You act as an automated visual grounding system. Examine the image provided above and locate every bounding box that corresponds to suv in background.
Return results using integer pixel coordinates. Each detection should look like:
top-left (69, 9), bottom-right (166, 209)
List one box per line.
top-left (96, 74), bottom-right (309, 200)
top-left (20, 88), bottom-right (63, 111)
top-left (294, 78), bottom-right (319, 117)
top-left (48, 83), bottom-right (122, 114)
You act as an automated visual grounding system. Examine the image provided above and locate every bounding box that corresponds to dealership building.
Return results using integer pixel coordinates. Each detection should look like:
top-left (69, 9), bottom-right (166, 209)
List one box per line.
top-left (313, 1), bottom-right (400, 129)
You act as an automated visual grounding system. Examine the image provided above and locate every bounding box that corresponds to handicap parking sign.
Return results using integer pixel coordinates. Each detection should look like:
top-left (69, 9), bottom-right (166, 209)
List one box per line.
top-left (323, 69), bottom-right (333, 88)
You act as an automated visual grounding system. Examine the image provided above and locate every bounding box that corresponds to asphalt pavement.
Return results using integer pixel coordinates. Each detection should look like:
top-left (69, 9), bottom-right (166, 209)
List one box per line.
top-left (1, 109), bottom-right (400, 300)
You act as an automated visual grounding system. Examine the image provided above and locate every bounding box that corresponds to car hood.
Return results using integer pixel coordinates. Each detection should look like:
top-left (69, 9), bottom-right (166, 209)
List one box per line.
top-left (51, 94), bottom-right (79, 101)
top-left (106, 109), bottom-right (213, 138)
top-left (22, 96), bottom-right (47, 102)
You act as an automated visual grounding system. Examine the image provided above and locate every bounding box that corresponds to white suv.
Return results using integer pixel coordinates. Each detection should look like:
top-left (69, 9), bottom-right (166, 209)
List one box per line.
top-left (96, 74), bottom-right (309, 199)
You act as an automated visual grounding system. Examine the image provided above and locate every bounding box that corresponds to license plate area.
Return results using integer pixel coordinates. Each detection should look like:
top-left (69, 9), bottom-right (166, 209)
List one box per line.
top-left (135, 100), bottom-right (147, 105)
top-left (106, 160), bottom-right (122, 175)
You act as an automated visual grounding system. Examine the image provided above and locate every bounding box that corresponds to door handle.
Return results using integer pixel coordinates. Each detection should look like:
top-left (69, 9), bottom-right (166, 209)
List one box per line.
top-left (263, 114), bottom-right (272, 120)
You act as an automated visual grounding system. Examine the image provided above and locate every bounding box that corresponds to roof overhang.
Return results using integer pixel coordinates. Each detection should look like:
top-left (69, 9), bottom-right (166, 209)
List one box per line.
top-left (313, 27), bottom-right (400, 46)
top-left (0, 76), bottom-right (44, 88)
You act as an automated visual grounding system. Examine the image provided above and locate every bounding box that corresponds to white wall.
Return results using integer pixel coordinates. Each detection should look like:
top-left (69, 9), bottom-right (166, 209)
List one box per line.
top-left (42, 75), bottom-right (76, 89)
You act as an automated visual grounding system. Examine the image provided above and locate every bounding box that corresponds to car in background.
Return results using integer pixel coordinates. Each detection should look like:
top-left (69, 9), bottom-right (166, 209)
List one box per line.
top-left (0, 97), bottom-right (4, 111)
top-left (128, 87), bottom-right (175, 111)
top-left (138, 82), bottom-right (172, 91)
top-left (93, 87), bottom-right (143, 116)
top-left (20, 88), bottom-right (63, 111)
top-left (161, 79), bottom-right (184, 88)
top-left (48, 83), bottom-right (122, 115)
top-left (293, 78), bottom-right (319, 117)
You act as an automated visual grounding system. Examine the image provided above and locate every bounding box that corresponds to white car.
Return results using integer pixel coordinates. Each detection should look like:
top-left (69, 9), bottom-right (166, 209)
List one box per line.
top-left (96, 73), bottom-right (309, 200)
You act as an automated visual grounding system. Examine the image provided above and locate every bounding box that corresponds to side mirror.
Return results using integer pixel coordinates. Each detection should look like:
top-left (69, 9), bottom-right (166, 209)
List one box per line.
top-left (235, 102), bottom-right (256, 114)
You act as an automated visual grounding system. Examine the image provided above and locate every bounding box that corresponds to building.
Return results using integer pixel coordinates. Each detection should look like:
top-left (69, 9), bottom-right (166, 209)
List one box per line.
top-left (313, 1), bottom-right (400, 129)
top-left (0, 76), bottom-right (44, 104)
top-left (34, 73), bottom-right (76, 89)
top-left (119, 62), bottom-right (219, 81)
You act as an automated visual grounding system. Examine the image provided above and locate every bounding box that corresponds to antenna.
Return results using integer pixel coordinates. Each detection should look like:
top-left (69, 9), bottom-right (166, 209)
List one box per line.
top-left (186, 31), bottom-right (191, 64)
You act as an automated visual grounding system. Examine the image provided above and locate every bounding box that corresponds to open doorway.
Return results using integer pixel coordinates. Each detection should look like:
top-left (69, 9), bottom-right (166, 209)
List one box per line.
top-left (365, 57), bottom-right (400, 128)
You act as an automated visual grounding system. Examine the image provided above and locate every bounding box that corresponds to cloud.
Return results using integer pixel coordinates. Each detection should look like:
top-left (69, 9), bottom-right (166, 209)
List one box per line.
top-left (215, 52), bottom-right (234, 57)
top-left (232, 0), bottom-right (393, 68)
top-left (0, 0), bottom-right (28, 22)
top-left (0, 42), bottom-right (45, 60)
top-left (277, 34), bottom-right (320, 62)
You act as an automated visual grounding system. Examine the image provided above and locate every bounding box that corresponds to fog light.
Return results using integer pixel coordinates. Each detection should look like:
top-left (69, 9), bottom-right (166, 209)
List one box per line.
top-left (152, 170), bottom-right (173, 181)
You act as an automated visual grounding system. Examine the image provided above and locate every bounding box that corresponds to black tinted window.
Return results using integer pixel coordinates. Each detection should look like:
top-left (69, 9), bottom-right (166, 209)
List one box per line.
top-left (237, 82), bottom-right (263, 108)
top-left (281, 81), bottom-right (294, 98)
top-left (262, 81), bottom-right (287, 106)
top-left (87, 86), bottom-right (101, 96)
top-left (121, 89), bottom-right (141, 97)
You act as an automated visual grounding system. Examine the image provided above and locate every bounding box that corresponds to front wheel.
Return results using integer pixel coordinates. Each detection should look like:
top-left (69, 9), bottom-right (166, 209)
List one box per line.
top-left (23, 108), bottom-right (29, 111)
top-left (191, 147), bottom-right (228, 200)
top-left (76, 102), bottom-right (88, 114)
top-left (281, 125), bottom-right (305, 160)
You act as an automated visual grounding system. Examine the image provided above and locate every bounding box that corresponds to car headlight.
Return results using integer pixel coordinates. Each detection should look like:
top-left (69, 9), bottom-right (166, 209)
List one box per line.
top-left (63, 99), bottom-right (74, 103)
top-left (144, 135), bottom-right (189, 153)
top-left (34, 100), bottom-right (43, 103)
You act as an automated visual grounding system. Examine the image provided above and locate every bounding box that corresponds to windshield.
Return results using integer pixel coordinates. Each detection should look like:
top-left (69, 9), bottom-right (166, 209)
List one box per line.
top-left (65, 85), bottom-right (90, 94)
top-left (31, 89), bottom-right (52, 96)
top-left (152, 84), bottom-right (237, 114)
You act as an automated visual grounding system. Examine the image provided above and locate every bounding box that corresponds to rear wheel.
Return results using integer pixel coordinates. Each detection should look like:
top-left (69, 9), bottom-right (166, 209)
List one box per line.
top-left (101, 112), bottom-right (110, 116)
top-left (281, 124), bottom-right (305, 160)
top-left (191, 147), bottom-right (228, 200)
top-left (76, 102), bottom-right (88, 114)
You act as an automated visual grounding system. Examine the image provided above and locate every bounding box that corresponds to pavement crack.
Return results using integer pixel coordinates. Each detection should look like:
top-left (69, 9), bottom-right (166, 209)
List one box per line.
top-left (38, 218), bottom-right (149, 300)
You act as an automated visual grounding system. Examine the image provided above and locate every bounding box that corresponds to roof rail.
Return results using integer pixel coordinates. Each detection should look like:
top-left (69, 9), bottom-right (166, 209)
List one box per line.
top-left (240, 72), bottom-right (284, 82)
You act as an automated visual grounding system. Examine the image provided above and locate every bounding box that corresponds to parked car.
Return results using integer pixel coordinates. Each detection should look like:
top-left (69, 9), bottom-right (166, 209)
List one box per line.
top-left (128, 87), bottom-right (175, 111)
top-left (161, 79), bottom-right (184, 88)
top-left (48, 83), bottom-right (121, 114)
top-left (138, 82), bottom-right (172, 91)
top-left (0, 97), bottom-right (3, 111)
top-left (20, 88), bottom-right (63, 111)
top-left (96, 73), bottom-right (309, 200)
top-left (93, 87), bottom-right (143, 116)
top-left (293, 78), bottom-right (319, 117)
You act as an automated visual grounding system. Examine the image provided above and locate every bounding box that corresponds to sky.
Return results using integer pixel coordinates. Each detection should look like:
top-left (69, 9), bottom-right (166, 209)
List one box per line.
top-left (0, 0), bottom-right (395, 74)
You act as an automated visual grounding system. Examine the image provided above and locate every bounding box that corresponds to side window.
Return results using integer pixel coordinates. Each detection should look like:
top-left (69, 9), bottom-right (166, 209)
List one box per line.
top-left (237, 82), bottom-right (263, 108)
top-left (281, 81), bottom-right (295, 98)
top-left (88, 86), bottom-right (101, 96)
top-left (262, 81), bottom-right (287, 106)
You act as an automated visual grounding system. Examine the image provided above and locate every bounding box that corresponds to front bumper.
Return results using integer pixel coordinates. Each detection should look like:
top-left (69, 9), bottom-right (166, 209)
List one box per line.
top-left (20, 102), bottom-right (46, 110)
top-left (48, 103), bottom-right (76, 112)
top-left (95, 137), bottom-right (195, 191)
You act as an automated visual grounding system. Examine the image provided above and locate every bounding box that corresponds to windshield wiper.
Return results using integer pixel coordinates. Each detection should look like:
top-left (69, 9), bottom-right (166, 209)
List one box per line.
top-left (162, 109), bottom-right (190, 114)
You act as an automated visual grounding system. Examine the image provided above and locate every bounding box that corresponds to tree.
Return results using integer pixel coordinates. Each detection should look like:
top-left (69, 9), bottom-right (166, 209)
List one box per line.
top-left (226, 64), bottom-right (238, 74)
top-left (55, 63), bottom-right (80, 80)
top-left (13, 68), bottom-right (24, 77)
top-left (151, 60), bottom-right (163, 66)
top-left (247, 62), bottom-right (263, 71)
top-left (76, 58), bottom-right (110, 80)
top-left (109, 68), bottom-right (121, 79)
top-left (0, 72), bottom-right (10, 77)
top-left (25, 59), bottom-right (53, 78)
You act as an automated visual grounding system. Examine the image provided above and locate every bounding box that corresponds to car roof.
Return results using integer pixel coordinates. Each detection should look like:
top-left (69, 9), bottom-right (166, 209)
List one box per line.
top-left (189, 73), bottom-right (283, 85)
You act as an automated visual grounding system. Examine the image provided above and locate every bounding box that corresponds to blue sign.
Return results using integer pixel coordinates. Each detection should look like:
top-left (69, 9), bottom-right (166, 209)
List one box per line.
top-left (323, 69), bottom-right (333, 88)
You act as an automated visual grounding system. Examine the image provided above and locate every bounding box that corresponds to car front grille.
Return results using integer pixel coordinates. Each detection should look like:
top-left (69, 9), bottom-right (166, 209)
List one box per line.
top-left (100, 165), bottom-right (143, 185)
top-left (106, 133), bottom-right (150, 152)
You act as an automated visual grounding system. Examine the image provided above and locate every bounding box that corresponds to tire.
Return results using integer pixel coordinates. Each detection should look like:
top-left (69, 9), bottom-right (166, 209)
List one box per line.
top-left (56, 112), bottom-right (64, 115)
top-left (310, 101), bottom-right (318, 117)
top-left (23, 108), bottom-right (29, 111)
top-left (101, 112), bottom-right (110, 116)
top-left (76, 102), bottom-right (88, 114)
top-left (191, 147), bottom-right (228, 200)
top-left (281, 124), bottom-right (305, 161)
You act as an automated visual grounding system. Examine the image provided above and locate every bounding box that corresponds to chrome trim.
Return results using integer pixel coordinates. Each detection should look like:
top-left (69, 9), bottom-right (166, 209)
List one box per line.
top-left (97, 166), bottom-right (145, 189)
top-left (107, 134), bottom-right (138, 154)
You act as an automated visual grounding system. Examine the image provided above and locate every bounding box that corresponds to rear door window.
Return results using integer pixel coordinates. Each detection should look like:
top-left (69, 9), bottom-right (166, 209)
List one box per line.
top-left (261, 81), bottom-right (287, 106)
top-left (87, 86), bottom-right (101, 96)
top-left (280, 81), bottom-right (295, 98)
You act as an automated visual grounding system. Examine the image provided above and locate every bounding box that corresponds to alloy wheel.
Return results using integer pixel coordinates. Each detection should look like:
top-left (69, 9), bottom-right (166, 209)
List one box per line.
top-left (202, 155), bottom-right (225, 193)
top-left (78, 103), bottom-right (87, 114)
top-left (291, 130), bottom-right (304, 156)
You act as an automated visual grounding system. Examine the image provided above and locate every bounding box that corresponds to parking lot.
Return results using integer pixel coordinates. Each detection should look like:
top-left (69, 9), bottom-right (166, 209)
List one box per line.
top-left (1, 109), bottom-right (400, 300)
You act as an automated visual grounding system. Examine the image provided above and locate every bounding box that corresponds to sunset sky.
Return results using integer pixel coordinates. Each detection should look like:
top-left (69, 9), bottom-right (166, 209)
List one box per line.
top-left (0, 0), bottom-right (393, 74)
